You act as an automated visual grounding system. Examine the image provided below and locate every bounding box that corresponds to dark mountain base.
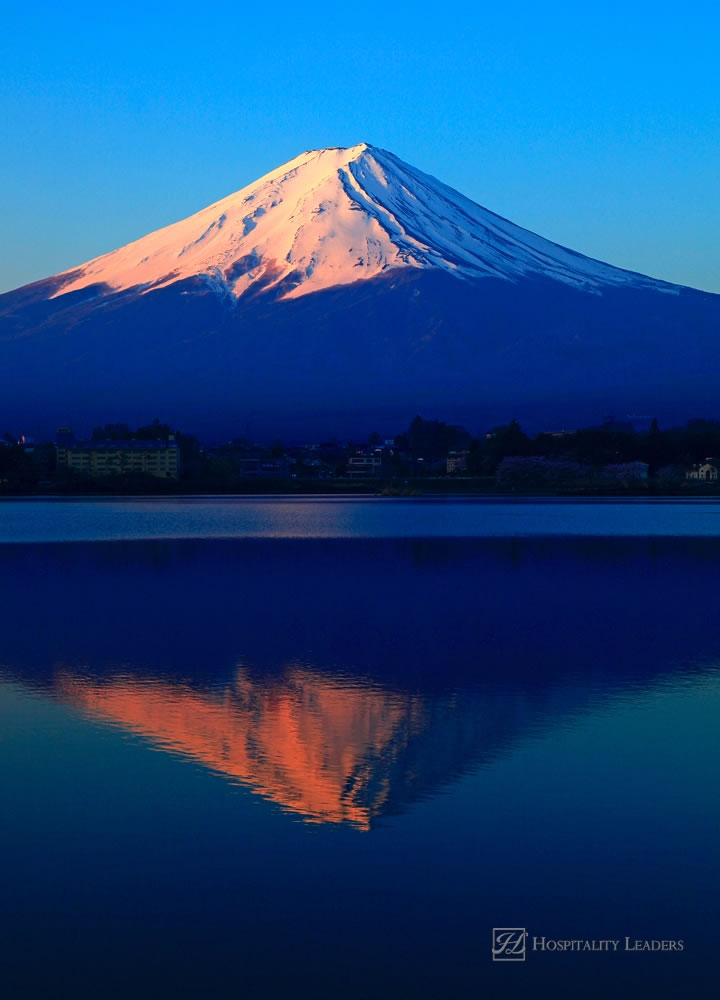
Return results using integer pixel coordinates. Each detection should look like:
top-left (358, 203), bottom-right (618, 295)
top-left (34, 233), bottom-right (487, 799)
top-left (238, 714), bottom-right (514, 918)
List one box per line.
top-left (1, 268), bottom-right (718, 437)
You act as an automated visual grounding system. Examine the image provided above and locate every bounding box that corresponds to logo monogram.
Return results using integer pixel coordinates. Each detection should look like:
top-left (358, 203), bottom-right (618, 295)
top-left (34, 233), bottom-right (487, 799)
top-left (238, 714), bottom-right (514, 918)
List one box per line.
top-left (492, 928), bottom-right (527, 962)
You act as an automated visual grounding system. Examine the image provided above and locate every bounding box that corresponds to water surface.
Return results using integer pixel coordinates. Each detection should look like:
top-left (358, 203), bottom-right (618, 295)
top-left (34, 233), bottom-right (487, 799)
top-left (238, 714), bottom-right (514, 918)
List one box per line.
top-left (1, 502), bottom-right (718, 998)
top-left (4, 494), bottom-right (720, 541)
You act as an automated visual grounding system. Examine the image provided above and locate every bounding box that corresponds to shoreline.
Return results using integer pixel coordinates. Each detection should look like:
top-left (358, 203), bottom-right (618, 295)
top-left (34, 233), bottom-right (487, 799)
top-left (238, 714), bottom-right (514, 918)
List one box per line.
top-left (4, 487), bottom-right (720, 502)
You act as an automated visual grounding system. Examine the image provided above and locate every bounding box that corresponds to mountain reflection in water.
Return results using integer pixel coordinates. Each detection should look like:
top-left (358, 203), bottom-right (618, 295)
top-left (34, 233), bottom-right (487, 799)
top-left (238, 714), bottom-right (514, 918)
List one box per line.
top-left (4, 534), bottom-right (720, 831)
top-left (44, 656), bottom-right (688, 831)
top-left (55, 667), bottom-right (427, 829)
top-left (2, 528), bottom-right (720, 999)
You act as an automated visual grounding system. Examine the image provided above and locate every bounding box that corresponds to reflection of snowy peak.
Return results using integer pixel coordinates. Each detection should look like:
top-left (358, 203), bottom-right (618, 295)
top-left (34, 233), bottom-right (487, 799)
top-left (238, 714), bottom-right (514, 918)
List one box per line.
top-left (52, 143), bottom-right (675, 303)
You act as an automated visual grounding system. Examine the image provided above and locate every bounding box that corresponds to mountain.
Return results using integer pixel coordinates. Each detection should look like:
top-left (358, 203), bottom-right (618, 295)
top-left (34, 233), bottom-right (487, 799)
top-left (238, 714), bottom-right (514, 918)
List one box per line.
top-left (1, 143), bottom-right (718, 436)
top-left (20, 143), bottom-right (680, 301)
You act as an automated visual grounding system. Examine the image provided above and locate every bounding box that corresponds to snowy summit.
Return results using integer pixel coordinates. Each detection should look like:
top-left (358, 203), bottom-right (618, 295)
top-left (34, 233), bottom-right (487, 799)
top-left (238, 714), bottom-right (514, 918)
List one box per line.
top-left (52, 143), bottom-right (673, 303)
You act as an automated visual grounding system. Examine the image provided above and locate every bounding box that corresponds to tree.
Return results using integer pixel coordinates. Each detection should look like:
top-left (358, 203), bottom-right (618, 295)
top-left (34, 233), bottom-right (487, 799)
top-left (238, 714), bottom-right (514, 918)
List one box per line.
top-left (405, 416), bottom-right (470, 461)
top-left (483, 420), bottom-right (531, 470)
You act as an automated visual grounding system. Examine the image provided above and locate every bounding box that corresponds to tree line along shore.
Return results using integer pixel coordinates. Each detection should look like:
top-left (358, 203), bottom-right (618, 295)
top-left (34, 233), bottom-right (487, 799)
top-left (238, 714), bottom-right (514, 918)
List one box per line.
top-left (3, 415), bottom-right (720, 496)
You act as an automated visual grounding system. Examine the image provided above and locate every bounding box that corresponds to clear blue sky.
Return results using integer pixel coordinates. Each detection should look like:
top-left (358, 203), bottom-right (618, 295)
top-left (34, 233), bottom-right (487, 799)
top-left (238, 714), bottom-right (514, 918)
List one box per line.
top-left (2, 0), bottom-right (718, 294)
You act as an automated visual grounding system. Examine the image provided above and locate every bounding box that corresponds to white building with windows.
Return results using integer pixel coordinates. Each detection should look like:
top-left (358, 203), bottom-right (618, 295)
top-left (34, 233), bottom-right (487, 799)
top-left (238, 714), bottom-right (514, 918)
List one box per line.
top-left (686, 459), bottom-right (719, 482)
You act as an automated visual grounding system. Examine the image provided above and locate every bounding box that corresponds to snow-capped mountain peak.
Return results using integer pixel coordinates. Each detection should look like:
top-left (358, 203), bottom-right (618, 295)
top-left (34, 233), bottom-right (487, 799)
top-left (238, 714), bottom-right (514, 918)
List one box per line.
top-left (52, 143), bottom-right (673, 303)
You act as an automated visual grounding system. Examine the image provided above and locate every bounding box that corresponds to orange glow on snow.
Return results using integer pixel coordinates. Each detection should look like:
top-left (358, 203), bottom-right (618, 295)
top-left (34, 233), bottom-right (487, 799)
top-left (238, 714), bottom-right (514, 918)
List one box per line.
top-left (55, 666), bottom-right (426, 830)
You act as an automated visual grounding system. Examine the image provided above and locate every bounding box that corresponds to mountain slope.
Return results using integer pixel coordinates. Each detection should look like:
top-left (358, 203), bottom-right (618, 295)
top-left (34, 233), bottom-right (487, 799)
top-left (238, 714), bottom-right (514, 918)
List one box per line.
top-left (0, 144), bottom-right (718, 436)
top-left (43, 143), bottom-right (677, 302)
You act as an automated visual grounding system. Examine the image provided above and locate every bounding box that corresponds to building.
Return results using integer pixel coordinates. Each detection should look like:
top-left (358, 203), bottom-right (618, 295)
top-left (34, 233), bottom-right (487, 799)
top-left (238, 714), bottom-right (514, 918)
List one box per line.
top-left (686, 459), bottom-right (719, 482)
top-left (347, 449), bottom-right (384, 478)
top-left (446, 450), bottom-right (469, 474)
top-left (56, 430), bottom-right (180, 479)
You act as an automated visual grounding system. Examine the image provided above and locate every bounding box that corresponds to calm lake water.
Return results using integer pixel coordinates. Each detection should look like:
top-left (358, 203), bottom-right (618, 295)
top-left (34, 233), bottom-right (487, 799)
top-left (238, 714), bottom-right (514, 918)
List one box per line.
top-left (1, 499), bottom-right (719, 998)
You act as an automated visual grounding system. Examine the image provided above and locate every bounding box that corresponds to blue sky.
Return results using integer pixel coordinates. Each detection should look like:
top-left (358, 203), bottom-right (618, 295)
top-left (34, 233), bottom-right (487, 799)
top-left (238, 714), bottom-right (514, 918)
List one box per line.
top-left (1, 0), bottom-right (718, 293)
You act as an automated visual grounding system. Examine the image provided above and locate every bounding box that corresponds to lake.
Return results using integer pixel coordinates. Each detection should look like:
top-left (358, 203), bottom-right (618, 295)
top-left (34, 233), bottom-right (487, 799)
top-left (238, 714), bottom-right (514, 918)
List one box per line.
top-left (1, 499), bottom-right (718, 998)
